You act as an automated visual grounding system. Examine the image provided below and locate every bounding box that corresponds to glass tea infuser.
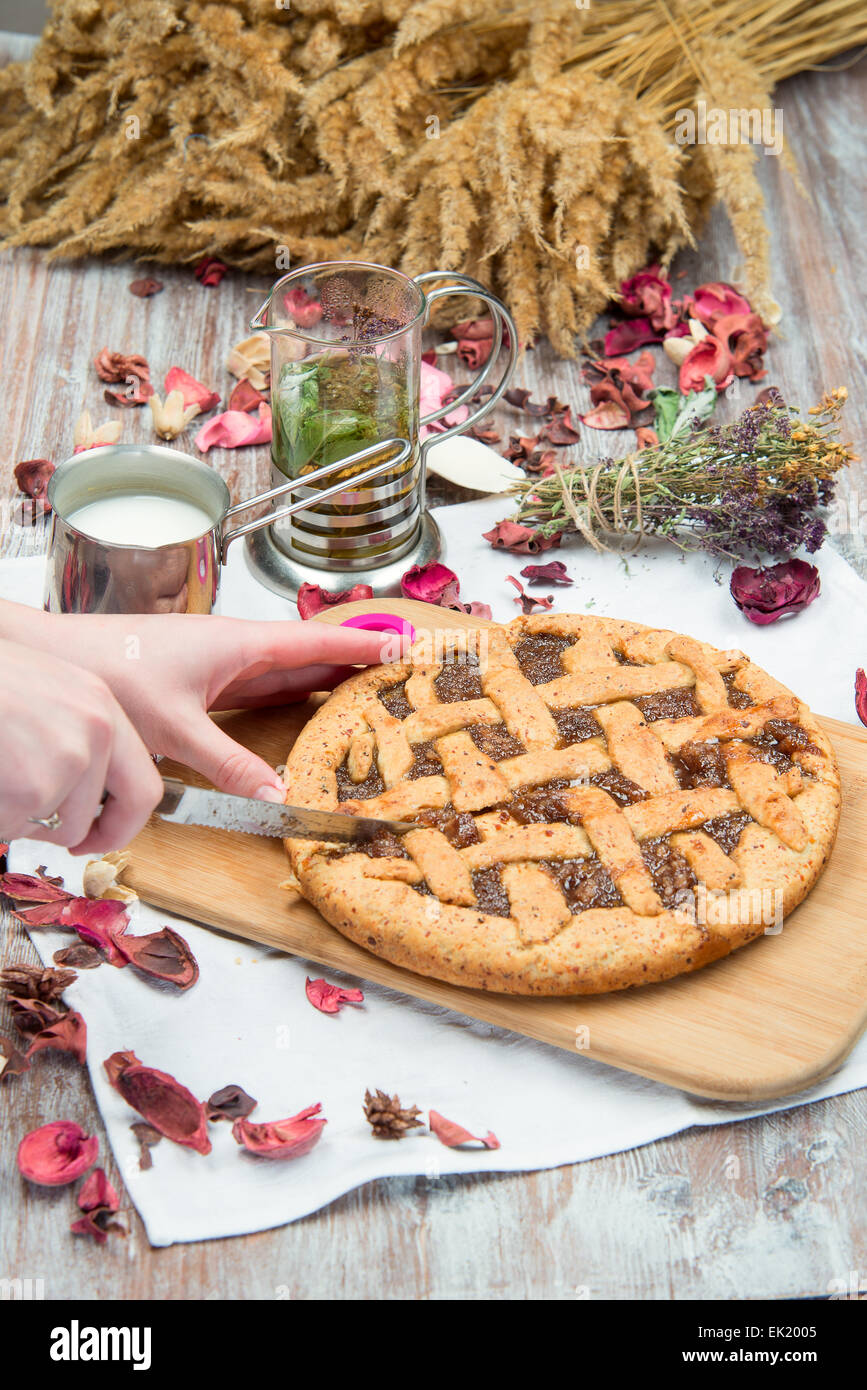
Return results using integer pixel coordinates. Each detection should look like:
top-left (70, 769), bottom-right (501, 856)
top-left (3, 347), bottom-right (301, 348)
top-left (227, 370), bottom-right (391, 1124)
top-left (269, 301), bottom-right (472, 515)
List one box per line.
top-left (244, 261), bottom-right (518, 598)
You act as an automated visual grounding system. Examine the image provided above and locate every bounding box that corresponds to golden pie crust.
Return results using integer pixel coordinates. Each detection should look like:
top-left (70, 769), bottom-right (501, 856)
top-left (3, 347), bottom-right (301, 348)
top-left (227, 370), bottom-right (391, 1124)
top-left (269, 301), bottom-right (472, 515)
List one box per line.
top-left (282, 614), bottom-right (840, 995)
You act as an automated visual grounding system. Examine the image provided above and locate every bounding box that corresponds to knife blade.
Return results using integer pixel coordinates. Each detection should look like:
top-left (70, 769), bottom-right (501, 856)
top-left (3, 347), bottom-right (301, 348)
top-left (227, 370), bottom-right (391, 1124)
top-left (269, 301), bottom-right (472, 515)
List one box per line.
top-left (155, 777), bottom-right (414, 843)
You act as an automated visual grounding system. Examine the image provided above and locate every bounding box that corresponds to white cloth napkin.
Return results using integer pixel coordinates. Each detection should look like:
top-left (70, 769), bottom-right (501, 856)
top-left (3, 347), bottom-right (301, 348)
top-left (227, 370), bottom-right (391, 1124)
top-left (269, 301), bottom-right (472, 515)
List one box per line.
top-left (3, 501), bottom-right (867, 1247)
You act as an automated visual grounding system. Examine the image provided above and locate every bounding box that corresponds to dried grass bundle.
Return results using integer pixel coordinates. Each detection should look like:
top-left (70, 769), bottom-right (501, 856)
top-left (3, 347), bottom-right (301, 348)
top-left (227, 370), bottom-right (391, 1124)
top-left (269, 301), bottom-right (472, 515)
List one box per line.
top-left (0, 0), bottom-right (864, 351)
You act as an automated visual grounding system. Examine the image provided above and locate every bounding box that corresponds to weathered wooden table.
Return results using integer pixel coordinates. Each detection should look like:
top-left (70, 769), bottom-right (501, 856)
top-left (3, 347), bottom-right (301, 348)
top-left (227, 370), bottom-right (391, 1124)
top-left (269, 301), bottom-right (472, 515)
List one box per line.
top-left (1, 29), bottom-right (865, 1298)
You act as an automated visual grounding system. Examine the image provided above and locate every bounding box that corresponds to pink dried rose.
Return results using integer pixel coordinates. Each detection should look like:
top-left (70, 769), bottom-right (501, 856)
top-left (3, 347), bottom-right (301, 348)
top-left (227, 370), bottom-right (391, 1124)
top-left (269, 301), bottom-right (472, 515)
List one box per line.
top-left (58, 897), bottom-right (131, 966)
top-left (679, 335), bottom-right (734, 394)
top-left (483, 520), bottom-right (561, 555)
top-left (296, 582), bottom-right (375, 619)
top-left (194, 404), bottom-right (271, 452)
top-left (507, 575), bottom-right (553, 614)
top-left (17, 1120), bottom-right (98, 1185)
top-left (164, 366), bottom-right (220, 412)
top-left (306, 976), bottom-right (364, 1015)
top-left (194, 256), bottom-right (228, 287)
top-left (686, 281), bottom-right (752, 329)
top-left (582, 399), bottom-right (631, 430)
top-left (618, 264), bottom-right (677, 333)
top-left (104, 1050), bottom-right (212, 1154)
top-left (730, 559), bottom-right (820, 625)
top-left (112, 927), bottom-right (199, 990)
top-left (14, 458), bottom-right (55, 515)
top-left (129, 277), bottom-right (163, 297)
top-left (70, 1167), bottom-right (123, 1245)
top-left (452, 317), bottom-right (511, 370)
top-left (856, 669), bottom-right (867, 726)
top-left (284, 286), bottom-right (323, 329)
top-left (429, 1110), bottom-right (500, 1150)
top-left (232, 1103), bottom-right (326, 1159)
top-left (520, 561), bottom-right (572, 586)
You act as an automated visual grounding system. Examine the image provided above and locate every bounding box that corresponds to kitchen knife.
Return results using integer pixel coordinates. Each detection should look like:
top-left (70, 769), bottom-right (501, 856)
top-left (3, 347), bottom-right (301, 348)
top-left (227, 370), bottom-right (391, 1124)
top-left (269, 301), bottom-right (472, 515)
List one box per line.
top-left (155, 777), bottom-right (414, 843)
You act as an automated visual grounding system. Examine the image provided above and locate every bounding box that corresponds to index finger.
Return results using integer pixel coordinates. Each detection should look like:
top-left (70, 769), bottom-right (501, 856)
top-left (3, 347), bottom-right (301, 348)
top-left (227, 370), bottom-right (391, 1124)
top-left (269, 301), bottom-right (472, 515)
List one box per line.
top-left (236, 620), bottom-right (412, 671)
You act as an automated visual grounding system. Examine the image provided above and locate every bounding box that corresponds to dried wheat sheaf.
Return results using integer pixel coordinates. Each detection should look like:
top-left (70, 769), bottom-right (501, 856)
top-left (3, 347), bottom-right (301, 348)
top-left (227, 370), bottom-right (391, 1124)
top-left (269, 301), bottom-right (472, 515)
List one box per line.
top-left (0, 0), bottom-right (864, 354)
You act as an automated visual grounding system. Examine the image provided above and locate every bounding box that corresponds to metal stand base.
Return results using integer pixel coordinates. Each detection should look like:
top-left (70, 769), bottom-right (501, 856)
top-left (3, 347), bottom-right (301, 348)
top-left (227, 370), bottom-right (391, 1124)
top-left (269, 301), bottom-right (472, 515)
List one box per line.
top-left (244, 512), bottom-right (442, 601)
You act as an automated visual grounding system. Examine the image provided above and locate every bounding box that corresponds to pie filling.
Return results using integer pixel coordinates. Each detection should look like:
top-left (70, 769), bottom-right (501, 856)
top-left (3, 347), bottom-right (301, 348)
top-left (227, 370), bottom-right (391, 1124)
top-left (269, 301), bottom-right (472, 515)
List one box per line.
top-left (699, 812), bottom-right (753, 855)
top-left (434, 648), bottom-right (483, 703)
top-left (513, 633), bottom-right (572, 685)
top-left (542, 856), bottom-right (623, 912)
top-left (634, 688), bottom-right (700, 721)
top-left (378, 681), bottom-right (413, 719)
top-left (469, 722), bottom-right (525, 760)
top-left (669, 740), bottom-right (729, 790)
top-left (471, 866), bottom-right (512, 917)
top-left (722, 670), bottom-right (755, 709)
top-left (641, 836), bottom-right (696, 907)
top-left (407, 740), bottom-right (442, 779)
top-left (552, 706), bottom-right (602, 744)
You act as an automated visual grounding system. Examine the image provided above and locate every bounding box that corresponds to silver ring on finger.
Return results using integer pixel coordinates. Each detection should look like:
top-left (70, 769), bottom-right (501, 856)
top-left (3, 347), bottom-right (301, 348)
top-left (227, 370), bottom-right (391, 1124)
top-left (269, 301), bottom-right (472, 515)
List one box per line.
top-left (28, 811), bottom-right (63, 831)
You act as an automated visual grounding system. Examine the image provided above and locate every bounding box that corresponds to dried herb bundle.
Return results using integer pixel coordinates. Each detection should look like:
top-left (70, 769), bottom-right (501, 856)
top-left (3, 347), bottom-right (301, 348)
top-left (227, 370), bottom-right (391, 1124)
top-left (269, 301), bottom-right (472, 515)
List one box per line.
top-left (1, 1), bottom-right (865, 351)
top-left (505, 389), bottom-right (855, 560)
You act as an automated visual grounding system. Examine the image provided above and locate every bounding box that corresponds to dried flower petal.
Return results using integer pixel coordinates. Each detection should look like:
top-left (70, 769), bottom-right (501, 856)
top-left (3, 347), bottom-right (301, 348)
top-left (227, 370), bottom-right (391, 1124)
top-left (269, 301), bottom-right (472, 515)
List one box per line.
top-left (194, 404), bottom-right (271, 452)
top-left (232, 1103), bottom-right (326, 1159)
top-left (0, 871), bottom-right (72, 904)
top-left (582, 399), bottom-right (631, 430)
top-left (618, 264), bottom-right (677, 332)
top-left (507, 575), bottom-right (553, 614)
top-left (635, 427), bottom-right (660, 449)
top-left (8, 996), bottom-right (63, 1034)
top-left (54, 944), bottom-right (103, 970)
top-left (228, 378), bottom-right (264, 413)
top-left (539, 408), bottom-right (581, 445)
top-left (206, 1084), bottom-right (258, 1123)
top-left (296, 582), bottom-right (375, 619)
top-left (686, 282), bottom-right (752, 328)
top-left (14, 458), bottom-right (55, 514)
top-left (0, 1034), bottom-right (31, 1079)
top-left (284, 286), bottom-right (323, 328)
top-left (73, 409), bottom-right (123, 452)
top-left (483, 521), bottom-right (561, 554)
top-left (131, 1121), bottom-right (162, 1169)
top-left (129, 277), bottom-right (163, 298)
top-left (400, 562), bottom-right (487, 618)
top-left (194, 256), bottom-right (228, 287)
top-left (58, 897), bottom-right (130, 966)
top-left (730, 560), bottom-right (820, 625)
top-left (226, 334), bottom-right (270, 391)
top-left (429, 1110), bottom-right (500, 1150)
top-left (305, 976), bottom-right (364, 1015)
top-left (17, 1120), bottom-right (98, 1185)
top-left (82, 850), bottom-right (137, 904)
top-left (95, 348), bottom-right (154, 406)
top-left (1, 963), bottom-right (76, 1001)
top-left (856, 670), bottom-right (867, 727)
top-left (25, 1010), bottom-right (87, 1066)
top-left (112, 927), bottom-right (199, 990)
top-left (603, 318), bottom-right (662, 355)
top-left (164, 366), bottom-right (220, 412)
top-left (149, 389), bottom-right (201, 440)
top-left (104, 1050), bottom-right (211, 1154)
top-left (71, 1168), bottom-right (123, 1245)
top-left (363, 1088), bottom-right (423, 1140)
top-left (520, 561), bottom-right (572, 586)
top-left (679, 336), bottom-right (734, 394)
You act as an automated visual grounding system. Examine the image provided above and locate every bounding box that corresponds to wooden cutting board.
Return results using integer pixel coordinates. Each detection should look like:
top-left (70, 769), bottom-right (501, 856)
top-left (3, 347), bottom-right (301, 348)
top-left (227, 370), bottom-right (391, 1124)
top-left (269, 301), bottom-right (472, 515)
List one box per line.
top-left (125, 599), bottom-right (867, 1102)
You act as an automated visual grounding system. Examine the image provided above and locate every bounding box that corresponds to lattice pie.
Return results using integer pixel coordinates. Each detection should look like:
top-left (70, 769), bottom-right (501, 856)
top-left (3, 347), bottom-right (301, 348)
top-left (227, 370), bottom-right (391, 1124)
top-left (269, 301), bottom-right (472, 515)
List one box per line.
top-left (283, 615), bottom-right (840, 994)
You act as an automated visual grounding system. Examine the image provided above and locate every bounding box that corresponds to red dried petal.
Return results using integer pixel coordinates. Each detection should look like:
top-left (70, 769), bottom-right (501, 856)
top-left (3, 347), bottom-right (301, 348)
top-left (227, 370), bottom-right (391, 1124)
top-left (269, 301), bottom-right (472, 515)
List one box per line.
top-left (1, 871), bottom-right (71, 903)
top-left (227, 378), bottom-right (264, 413)
top-left (730, 560), bottom-right (820, 625)
top-left (539, 408), bottom-right (581, 445)
top-left (232, 1103), bottom-right (326, 1159)
top-left (618, 265), bottom-right (676, 332)
top-left (25, 1010), bottom-right (87, 1066)
top-left (582, 399), bottom-right (631, 430)
top-left (17, 1120), bottom-right (98, 1185)
top-left (94, 348), bottom-right (151, 384)
top-left (53, 944), bottom-right (103, 969)
top-left (129, 278), bottom-right (163, 297)
top-left (856, 670), bottom-right (867, 727)
top-left (194, 256), bottom-right (228, 287)
top-left (131, 1121), bottom-right (162, 1169)
top-left (206, 1084), bottom-right (257, 1122)
top-left (429, 1110), bottom-right (500, 1150)
top-left (603, 318), bottom-right (662, 355)
top-left (0, 1034), bottom-right (31, 1078)
top-left (482, 521), bottom-right (561, 555)
top-left (305, 976), bottom-right (364, 1015)
top-left (679, 335), bottom-right (734, 394)
top-left (507, 575), bottom-right (553, 614)
top-left (520, 561), bottom-right (572, 586)
top-left (466, 601), bottom-right (493, 619)
top-left (296, 582), bottom-right (375, 619)
top-left (8, 996), bottom-right (65, 1034)
top-left (14, 458), bottom-right (55, 506)
top-left (78, 1166), bottom-right (120, 1214)
top-left (686, 282), bottom-right (752, 328)
top-left (58, 898), bottom-right (130, 966)
top-left (401, 561), bottom-right (460, 606)
top-left (164, 366), bottom-right (221, 412)
top-left (635, 426), bottom-right (660, 450)
top-left (112, 926), bottom-right (199, 990)
top-left (452, 318), bottom-right (496, 342)
top-left (104, 1050), bottom-right (211, 1154)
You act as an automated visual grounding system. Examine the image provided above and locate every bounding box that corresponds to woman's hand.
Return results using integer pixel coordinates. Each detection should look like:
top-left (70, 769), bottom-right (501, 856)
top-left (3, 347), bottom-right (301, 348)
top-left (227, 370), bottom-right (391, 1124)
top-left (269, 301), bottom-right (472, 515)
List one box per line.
top-left (1, 604), bottom-right (400, 802)
top-left (0, 638), bottom-right (164, 854)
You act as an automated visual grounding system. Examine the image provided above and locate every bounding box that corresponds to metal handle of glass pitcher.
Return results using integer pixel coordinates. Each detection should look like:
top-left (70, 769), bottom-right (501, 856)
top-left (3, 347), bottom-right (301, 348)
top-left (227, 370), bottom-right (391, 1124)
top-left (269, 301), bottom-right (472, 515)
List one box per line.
top-left (219, 437), bottom-right (412, 556)
top-left (414, 271), bottom-right (519, 446)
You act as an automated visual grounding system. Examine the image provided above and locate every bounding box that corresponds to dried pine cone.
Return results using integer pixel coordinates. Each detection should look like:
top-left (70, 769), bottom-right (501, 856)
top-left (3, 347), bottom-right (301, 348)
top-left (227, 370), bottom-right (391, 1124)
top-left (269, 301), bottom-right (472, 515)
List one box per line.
top-left (363, 1088), bottom-right (423, 1141)
top-left (1, 964), bottom-right (77, 1002)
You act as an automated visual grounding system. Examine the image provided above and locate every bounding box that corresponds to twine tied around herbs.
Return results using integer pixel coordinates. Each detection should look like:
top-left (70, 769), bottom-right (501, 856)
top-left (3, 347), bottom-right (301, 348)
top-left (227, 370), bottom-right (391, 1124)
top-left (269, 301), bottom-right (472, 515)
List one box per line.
top-left (553, 455), bottom-right (645, 553)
